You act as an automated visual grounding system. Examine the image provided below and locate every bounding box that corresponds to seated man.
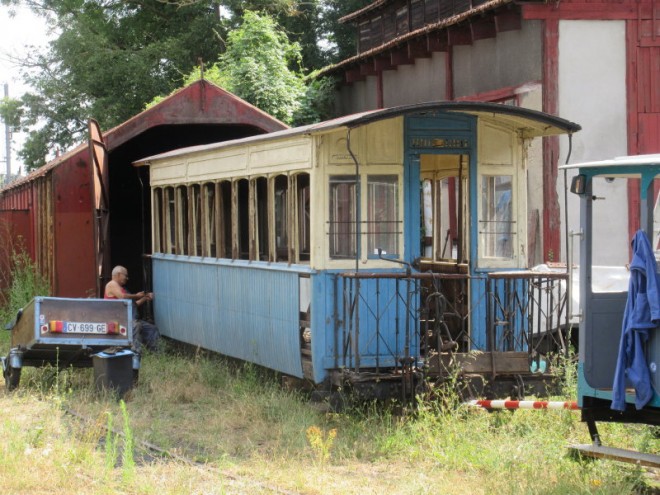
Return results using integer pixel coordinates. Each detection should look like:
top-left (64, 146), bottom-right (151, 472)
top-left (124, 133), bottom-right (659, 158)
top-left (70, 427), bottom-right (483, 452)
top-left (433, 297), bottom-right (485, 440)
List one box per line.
top-left (105, 265), bottom-right (160, 352)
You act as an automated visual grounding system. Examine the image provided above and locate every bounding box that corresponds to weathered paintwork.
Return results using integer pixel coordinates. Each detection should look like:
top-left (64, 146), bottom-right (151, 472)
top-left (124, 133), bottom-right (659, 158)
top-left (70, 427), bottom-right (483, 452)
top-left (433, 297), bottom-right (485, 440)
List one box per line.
top-left (143, 102), bottom-right (578, 384)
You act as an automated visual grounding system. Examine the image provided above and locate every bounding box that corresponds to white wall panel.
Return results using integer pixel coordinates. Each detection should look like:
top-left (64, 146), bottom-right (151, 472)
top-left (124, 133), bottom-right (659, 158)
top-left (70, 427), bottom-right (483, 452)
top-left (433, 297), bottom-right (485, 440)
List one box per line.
top-left (558, 20), bottom-right (628, 265)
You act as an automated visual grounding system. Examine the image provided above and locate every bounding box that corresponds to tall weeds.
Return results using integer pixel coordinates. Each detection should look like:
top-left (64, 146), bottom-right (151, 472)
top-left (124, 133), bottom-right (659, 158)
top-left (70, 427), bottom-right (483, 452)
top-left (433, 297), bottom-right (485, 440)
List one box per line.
top-left (0, 249), bottom-right (50, 327)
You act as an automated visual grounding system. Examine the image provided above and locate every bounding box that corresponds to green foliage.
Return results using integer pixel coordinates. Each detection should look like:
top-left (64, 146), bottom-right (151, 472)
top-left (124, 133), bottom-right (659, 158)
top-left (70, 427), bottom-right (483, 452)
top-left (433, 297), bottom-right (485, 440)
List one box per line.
top-left (12, 0), bottom-right (223, 170)
top-left (7, 1), bottom-right (368, 167)
top-left (0, 97), bottom-right (23, 129)
top-left (0, 250), bottom-right (50, 326)
top-left (105, 411), bottom-right (118, 473)
top-left (120, 400), bottom-right (136, 481)
top-left (188, 10), bottom-right (306, 125)
top-left (292, 74), bottom-right (338, 126)
top-left (318, 0), bottom-right (373, 64)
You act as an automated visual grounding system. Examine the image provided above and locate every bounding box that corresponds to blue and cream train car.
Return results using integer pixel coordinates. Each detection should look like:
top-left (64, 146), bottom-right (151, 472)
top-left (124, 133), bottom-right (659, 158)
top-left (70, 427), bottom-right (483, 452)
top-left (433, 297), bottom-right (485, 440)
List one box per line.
top-left (135, 102), bottom-right (580, 395)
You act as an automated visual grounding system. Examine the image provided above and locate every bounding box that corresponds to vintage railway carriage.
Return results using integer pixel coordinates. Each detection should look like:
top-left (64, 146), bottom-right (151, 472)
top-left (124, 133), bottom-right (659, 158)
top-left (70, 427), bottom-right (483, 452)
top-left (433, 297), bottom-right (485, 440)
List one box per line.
top-left (137, 102), bottom-right (580, 394)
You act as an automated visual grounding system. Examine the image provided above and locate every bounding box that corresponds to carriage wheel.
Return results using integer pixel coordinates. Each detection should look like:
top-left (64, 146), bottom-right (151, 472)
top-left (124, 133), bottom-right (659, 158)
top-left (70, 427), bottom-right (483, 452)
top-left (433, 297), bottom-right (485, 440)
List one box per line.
top-left (2, 357), bottom-right (21, 391)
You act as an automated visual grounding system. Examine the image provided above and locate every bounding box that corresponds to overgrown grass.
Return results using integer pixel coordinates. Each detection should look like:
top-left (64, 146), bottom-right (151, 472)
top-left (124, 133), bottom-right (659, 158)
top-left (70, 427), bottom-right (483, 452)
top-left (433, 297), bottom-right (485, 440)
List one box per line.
top-left (0, 254), bottom-right (658, 493)
top-left (1, 345), bottom-right (658, 494)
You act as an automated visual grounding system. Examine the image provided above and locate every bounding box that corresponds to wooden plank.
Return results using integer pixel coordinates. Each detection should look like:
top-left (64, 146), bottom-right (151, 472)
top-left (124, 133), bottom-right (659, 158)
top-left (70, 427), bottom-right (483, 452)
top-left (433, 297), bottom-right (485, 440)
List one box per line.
top-left (495, 9), bottom-right (522, 33)
top-left (408, 38), bottom-right (431, 59)
top-left (523, 3), bottom-right (638, 20)
top-left (569, 444), bottom-right (660, 468)
top-left (470, 16), bottom-right (497, 41)
top-left (391, 47), bottom-right (414, 66)
top-left (431, 351), bottom-right (530, 374)
top-left (447, 25), bottom-right (472, 46)
top-left (542, 18), bottom-right (560, 263)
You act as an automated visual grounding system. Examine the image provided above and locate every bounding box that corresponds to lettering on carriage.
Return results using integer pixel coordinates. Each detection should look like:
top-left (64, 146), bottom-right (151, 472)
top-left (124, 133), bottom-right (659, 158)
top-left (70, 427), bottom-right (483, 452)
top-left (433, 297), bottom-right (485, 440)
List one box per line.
top-left (410, 137), bottom-right (470, 149)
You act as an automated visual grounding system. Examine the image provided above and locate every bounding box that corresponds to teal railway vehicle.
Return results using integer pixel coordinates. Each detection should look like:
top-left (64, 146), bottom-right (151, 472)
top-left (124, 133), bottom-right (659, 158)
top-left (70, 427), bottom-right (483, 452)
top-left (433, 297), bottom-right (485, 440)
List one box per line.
top-left (134, 102), bottom-right (580, 399)
top-left (563, 154), bottom-right (660, 466)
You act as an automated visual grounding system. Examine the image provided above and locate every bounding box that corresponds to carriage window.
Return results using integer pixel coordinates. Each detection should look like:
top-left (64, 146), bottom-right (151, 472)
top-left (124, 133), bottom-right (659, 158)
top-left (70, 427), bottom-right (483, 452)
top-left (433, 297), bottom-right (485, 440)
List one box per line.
top-left (203, 183), bottom-right (216, 257)
top-left (176, 186), bottom-right (189, 255)
top-left (153, 188), bottom-right (163, 253)
top-left (367, 175), bottom-right (399, 256)
top-left (329, 175), bottom-right (357, 259)
top-left (237, 179), bottom-right (249, 260)
top-left (220, 181), bottom-right (232, 258)
top-left (165, 187), bottom-right (175, 254)
top-left (297, 173), bottom-right (311, 262)
top-left (479, 175), bottom-right (514, 259)
top-left (255, 177), bottom-right (269, 261)
top-left (191, 184), bottom-right (202, 256)
top-left (274, 175), bottom-right (288, 262)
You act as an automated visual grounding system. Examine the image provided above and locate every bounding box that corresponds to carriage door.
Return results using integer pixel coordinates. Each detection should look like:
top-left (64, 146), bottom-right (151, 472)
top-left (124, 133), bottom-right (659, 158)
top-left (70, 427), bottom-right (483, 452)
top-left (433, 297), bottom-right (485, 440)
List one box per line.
top-left (420, 154), bottom-right (469, 264)
top-left (88, 119), bottom-right (111, 297)
top-left (419, 154), bottom-right (471, 352)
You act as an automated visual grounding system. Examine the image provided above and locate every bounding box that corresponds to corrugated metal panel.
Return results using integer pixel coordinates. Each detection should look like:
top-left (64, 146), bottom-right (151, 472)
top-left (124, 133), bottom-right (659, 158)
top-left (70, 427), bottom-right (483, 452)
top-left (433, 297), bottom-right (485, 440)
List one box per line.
top-left (153, 256), bottom-right (304, 378)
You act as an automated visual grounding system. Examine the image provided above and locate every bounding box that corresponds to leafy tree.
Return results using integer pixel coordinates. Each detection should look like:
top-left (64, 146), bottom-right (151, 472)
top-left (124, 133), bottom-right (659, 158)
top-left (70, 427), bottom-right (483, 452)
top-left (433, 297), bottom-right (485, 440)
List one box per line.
top-left (1, 0), bottom-right (369, 169)
top-left (2, 0), bottom-right (223, 170)
top-left (185, 10), bottom-right (306, 125)
top-left (319, 0), bottom-right (373, 64)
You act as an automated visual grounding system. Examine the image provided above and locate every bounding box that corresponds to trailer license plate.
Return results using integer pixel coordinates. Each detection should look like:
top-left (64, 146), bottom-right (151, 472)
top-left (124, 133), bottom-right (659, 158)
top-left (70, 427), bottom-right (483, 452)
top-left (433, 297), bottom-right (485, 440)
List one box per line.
top-left (63, 322), bottom-right (107, 334)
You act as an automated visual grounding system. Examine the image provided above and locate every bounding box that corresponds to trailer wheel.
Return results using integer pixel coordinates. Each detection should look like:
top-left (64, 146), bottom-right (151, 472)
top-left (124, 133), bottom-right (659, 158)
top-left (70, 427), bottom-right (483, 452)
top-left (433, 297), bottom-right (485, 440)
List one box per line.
top-left (2, 358), bottom-right (21, 391)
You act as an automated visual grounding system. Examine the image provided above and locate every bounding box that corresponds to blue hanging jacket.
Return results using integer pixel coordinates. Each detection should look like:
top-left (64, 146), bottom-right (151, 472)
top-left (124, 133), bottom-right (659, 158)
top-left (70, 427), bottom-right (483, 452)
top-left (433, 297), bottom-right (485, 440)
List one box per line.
top-left (611, 230), bottom-right (660, 411)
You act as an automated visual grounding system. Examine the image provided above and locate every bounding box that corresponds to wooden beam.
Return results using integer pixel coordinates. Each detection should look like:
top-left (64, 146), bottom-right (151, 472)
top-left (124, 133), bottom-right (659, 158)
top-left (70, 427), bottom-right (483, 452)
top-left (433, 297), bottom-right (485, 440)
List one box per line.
top-left (359, 62), bottom-right (377, 76)
top-left (391, 47), bottom-right (414, 66)
top-left (408, 37), bottom-right (431, 59)
top-left (447, 24), bottom-right (473, 46)
top-left (345, 67), bottom-right (366, 83)
top-left (374, 55), bottom-right (394, 72)
top-left (523, 3), bottom-right (638, 20)
top-left (427, 31), bottom-right (448, 52)
top-left (542, 18), bottom-right (560, 263)
top-left (470, 16), bottom-right (497, 41)
top-left (495, 9), bottom-right (522, 33)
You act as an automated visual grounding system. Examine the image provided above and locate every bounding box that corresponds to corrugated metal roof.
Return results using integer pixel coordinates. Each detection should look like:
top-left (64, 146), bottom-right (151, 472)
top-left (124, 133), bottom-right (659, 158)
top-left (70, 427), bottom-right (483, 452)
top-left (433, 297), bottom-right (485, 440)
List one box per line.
top-left (135, 100), bottom-right (581, 166)
top-left (317, 0), bottom-right (513, 78)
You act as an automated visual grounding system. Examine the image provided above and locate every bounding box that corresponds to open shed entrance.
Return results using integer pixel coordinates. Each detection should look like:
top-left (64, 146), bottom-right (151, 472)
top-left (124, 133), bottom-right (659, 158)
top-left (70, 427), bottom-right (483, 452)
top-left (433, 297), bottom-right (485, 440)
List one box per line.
top-left (106, 123), bottom-right (266, 298)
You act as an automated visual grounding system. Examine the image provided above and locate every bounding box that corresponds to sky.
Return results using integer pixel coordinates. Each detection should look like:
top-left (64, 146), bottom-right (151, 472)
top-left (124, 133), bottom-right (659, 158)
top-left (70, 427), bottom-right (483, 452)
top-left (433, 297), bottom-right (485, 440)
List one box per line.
top-left (0, 5), bottom-right (52, 176)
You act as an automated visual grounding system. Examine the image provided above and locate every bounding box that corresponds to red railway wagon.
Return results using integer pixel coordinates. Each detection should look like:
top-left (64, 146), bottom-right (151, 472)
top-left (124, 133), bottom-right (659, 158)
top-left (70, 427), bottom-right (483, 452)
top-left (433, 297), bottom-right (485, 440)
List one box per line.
top-left (0, 80), bottom-right (287, 299)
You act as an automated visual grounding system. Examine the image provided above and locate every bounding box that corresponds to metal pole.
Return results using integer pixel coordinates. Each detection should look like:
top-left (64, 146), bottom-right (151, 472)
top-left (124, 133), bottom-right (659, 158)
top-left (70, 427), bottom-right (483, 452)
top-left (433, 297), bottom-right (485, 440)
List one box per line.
top-left (4, 83), bottom-right (11, 183)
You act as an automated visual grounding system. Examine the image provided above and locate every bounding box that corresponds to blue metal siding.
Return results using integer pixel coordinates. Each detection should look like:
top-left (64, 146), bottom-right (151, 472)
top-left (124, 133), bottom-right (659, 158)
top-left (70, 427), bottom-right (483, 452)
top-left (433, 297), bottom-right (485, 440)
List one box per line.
top-left (153, 256), bottom-right (306, 378)
top-left (315, 271), bottom-right (420, 376)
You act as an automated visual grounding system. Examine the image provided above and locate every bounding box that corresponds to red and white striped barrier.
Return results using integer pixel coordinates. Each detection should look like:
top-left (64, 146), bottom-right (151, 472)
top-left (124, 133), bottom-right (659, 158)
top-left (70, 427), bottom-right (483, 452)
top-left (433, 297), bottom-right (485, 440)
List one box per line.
top-left (467, 400), bottom-right (579, 410)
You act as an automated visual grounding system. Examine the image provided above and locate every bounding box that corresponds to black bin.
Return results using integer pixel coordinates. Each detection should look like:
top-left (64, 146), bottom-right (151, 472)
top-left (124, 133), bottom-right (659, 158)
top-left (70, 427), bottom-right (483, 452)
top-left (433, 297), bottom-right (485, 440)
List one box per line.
top-left (92, 349), bottom-right (134, 397)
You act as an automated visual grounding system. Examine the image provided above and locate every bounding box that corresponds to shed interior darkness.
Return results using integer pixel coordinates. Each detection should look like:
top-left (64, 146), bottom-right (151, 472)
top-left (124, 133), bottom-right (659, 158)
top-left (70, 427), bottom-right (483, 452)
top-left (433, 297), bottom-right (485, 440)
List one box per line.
top-left (107, 123), bottom-right (266, 302)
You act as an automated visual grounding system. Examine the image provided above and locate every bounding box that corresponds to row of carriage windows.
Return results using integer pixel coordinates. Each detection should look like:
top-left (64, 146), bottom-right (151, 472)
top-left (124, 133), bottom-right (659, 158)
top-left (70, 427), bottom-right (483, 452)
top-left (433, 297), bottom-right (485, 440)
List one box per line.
top-left (152, 172), bottom-right (402, 263)
top-left (152, 174), bottom-right (311, 263)
top-left (151, 169), bottom-right (512, 264)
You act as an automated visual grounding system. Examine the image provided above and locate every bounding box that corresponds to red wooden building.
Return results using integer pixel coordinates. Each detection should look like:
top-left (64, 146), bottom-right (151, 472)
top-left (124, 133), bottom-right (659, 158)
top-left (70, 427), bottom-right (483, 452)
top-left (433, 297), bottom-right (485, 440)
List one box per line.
top-left (0, 80), bottom-right (287, 298)
top-left (320, 0), bottom-right (659, 265)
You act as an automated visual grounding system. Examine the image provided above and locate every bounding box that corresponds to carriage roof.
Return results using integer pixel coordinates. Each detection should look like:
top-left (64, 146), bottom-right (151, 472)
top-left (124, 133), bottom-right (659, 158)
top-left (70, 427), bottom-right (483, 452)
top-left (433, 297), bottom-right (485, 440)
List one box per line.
top-left (134, 101), bottom-right (581, 166)
top-left (560, 154), bottom-right (660, 172)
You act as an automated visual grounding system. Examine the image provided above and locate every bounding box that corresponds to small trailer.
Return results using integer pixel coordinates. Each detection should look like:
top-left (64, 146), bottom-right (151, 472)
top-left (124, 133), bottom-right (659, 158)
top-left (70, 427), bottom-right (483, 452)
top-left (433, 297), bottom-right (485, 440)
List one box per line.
top-left (2, 297), bottom-right (139, 392)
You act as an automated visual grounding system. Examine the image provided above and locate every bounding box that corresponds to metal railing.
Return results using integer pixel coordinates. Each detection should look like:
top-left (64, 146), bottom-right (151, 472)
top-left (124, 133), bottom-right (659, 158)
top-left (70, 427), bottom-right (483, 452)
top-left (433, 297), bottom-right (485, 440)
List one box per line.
top-left (334, 269), bottom-right (570, 373)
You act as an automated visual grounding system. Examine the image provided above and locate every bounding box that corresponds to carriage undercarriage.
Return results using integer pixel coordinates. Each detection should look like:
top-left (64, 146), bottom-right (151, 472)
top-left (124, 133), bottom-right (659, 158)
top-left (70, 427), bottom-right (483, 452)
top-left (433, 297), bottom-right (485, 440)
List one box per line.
top-left (300, 268), bottom-right (572, 402)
